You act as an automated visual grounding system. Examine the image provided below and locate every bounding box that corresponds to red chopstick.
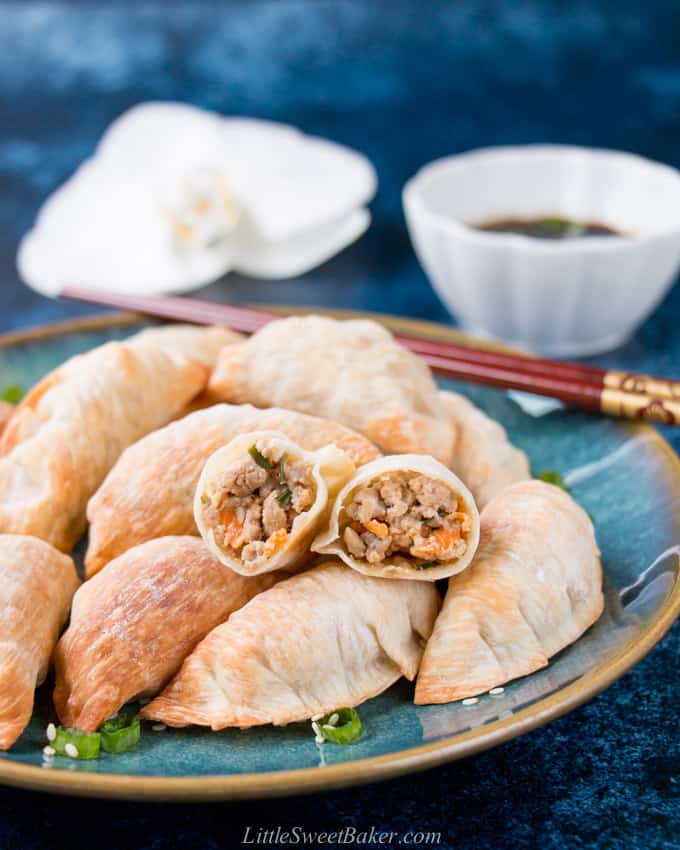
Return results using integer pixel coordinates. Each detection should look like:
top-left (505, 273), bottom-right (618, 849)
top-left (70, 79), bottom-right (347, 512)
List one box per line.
top-left (59, 287), bottom-right (680, 426)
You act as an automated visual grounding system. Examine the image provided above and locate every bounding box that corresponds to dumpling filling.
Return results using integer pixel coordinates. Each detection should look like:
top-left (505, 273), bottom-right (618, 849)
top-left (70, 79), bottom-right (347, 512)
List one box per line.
top-left (341, 471), bottom-right (472, 570)
top-left (199, 441), bottom-right (316, 564)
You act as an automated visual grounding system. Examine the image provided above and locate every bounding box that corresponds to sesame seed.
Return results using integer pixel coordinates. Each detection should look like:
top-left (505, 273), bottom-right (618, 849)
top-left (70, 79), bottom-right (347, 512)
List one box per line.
top-left (46, 723), bottom-right (56, 742)
top-left (311, 713), bottom-right (324, 722)
top-left (328, 713), bottom-right (340, 727)
top-left (64, 743), bottom-right (79, 759)
top-left (489, 687), bottom-right (505, 696)
top-left (462, 697), bottom-right (479, 706)
top-left (311, 721), bottom-right (322, 738)
top-left (42, 746), bottom-right (55, 757)
top-left (315, 735), bottom-right (325, 745)
top-left (151, 724), bottom-right (166, 732)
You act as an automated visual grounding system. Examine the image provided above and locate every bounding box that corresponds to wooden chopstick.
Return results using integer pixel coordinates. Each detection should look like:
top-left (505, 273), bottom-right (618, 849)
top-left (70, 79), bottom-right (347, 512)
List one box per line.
top-left (60, 287), bottom-right (680, 426)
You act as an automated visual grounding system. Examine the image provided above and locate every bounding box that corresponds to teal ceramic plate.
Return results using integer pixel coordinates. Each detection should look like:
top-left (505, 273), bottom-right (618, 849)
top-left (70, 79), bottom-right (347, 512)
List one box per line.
top-left (0, 311), bottom-right (678, 801)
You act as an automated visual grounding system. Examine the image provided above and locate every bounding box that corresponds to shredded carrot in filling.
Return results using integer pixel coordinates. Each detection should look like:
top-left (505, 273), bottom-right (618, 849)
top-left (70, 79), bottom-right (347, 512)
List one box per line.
top-left (201, 441), bottom-right (316, 563)
top-left (218, 509), bottom-right (246, 548)
top-left (364, 519), bottom-right (389, 538)
top-left (341, 470), bottom-right (470, 568)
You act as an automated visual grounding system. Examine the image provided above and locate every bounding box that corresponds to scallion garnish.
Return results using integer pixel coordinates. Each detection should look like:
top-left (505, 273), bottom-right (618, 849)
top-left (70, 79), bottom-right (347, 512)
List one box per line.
top-left (52, 726), bottom-right (101, 760)
top-left (538, 470), bottom-right (594, 521)
top-left (317, 707), bottom-right (362, 745)
top-left (416, 561), bottom-right (440, 570)
top-left (1, 385), bottom-right (23, 404)
top-left (537, 470), bottom-right (568, 491)
top-left (100, 712), bottom-right (141, 754)
top-left (248, 445), bottom-right (271, 470)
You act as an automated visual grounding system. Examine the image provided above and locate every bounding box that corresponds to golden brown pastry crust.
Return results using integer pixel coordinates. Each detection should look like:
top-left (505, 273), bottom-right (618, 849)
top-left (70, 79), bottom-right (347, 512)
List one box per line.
top-left (415, 480), bottom-right (603, 704)
top-left (0, 336), bottom-right (208, 551)
top-left (141, 562), bottom-right (441, 729)
top-left (0, 401), bottom-right (13, 439)
top-left (0, 534), bottom-right (79, 750)
top-left (206, 316), bottom-right (455, 463)
top-left (440, 391), bottom-right (531, 508)
top-left (85, 404), bottom-right (381, 577)
top-left (54, 536), bottom-right (277, 732)
top-left (130, 324), bottom-right (243, 367)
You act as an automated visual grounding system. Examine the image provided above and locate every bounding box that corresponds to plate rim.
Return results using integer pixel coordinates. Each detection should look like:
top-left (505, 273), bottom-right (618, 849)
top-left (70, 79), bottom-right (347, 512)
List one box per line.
top-left (0, 308), bottom-right (678, 802)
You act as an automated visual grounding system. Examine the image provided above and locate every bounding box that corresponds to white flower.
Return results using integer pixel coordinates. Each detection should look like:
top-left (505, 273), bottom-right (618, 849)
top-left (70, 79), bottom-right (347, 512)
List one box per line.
top-left (17, 102), bottom-right (377, 295)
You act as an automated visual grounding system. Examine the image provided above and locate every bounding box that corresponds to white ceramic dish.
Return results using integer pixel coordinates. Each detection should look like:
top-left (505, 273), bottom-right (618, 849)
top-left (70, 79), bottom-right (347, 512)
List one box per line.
top-left (403, 145), bottom-right (680, 356)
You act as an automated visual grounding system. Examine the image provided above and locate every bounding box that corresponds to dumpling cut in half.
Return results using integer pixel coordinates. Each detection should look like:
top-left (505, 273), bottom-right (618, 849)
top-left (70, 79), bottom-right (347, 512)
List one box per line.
top-left (195, 430), bottom-right (355, 576)
top-left (415, 480), bottom-right (603, 704)
top-left (141, 563), bottom-right (441, 729)
top-left (0, 534), bottom-right (80, 750)
top-left (312, 455), bottom-right (480, 581)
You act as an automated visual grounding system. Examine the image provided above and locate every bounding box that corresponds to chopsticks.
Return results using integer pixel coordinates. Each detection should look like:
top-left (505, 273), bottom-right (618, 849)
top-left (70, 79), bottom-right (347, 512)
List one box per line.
top-left (60, 286), bottom-right (680, 426)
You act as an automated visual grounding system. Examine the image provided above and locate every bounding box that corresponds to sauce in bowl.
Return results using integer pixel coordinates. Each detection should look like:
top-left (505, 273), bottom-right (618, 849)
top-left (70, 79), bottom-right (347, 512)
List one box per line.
top-left (472, 216), bottom-right (624, 239)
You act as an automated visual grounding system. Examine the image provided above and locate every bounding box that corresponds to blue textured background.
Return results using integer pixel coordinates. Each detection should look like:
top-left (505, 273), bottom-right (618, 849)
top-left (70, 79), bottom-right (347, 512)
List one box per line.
top-left (0, 1), bottom-right (678, 848)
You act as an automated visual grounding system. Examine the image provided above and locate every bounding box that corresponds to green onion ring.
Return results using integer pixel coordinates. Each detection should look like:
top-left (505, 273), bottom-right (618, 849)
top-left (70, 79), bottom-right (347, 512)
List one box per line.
top-left (100, 713), bottom-right (141, 754)
top-left (53, 726), bottom-right (101, 760)
top-left (317, 707), bottom-right (362, 745)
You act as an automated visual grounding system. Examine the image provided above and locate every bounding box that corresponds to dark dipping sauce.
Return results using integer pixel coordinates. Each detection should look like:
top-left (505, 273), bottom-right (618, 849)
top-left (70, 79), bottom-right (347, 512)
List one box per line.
top-left (472, 216), bottom-right (623, 239)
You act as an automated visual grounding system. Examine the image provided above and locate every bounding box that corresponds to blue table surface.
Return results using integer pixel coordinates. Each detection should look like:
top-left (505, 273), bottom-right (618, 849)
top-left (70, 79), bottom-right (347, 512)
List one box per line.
top-left (0, 1), bottom-right (678, 848)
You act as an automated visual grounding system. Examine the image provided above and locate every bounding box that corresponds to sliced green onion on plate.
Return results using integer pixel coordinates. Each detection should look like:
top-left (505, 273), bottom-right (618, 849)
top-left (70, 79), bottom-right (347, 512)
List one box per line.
top-left (537, 469), bottom-right (569, 491)
top-left (1, 385), bottom-right (23, 404)
top-left (100, 713), bottom-right (141, 754)
top-left (52, 726), bottom-right (101, 760)
top-left (317, 708), bottom-right (362, 745)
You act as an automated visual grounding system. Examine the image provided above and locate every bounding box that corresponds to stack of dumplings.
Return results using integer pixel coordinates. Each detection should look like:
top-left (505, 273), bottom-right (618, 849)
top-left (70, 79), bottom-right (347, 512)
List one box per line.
top-left (0, 315), bottom-right (602, 750)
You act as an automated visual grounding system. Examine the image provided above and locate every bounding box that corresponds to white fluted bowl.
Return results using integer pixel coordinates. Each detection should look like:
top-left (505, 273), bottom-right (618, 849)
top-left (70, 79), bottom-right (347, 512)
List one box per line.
top-left (403, 145), bottom-right (680, 356)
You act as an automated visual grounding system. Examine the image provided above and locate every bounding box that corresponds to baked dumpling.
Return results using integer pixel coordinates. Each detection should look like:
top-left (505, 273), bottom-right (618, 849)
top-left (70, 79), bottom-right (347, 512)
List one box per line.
top-left (141, 563), bottom-right (441, 729)
top-left (440, 390), bottom-right (530, 508)
top-left (54, 536), bottom-right (277, 732)
top-left (206, 316), bottom-right (455, 463)
top-left (0, 534), bottom-right (79, 750)
top-left (195, 430), bottom-right (355, 575)
top-left (0, 330), bottom-right (216, 550)
top-left (85, 404), bottom-right (380, 577)
top-left (313, 455), bottom-right (479, 581)
top-left (415, 480), bottom-right (603, 704)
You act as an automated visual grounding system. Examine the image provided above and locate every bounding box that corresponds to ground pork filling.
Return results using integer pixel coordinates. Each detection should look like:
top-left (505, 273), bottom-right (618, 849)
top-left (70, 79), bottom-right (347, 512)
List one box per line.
top-left (201, 441), bottom-right (316, 563)
top-left (341, 471), bottom-right (471, 569)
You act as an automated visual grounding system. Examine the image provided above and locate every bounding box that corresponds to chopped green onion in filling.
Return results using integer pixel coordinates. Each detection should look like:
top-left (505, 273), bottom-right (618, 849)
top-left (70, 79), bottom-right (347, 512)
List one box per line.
top-left (317, 707), bottom-right (362, 745)
top-left (276, 452), bottom-right (292, 507)
top-left (1, 385), bottom-right (23, 404)
top-left (52, 726), bottom-right (101, 760)
top-left (415, 561), bottom-right (440, 570)
top-left (100, 713), bottom-right (141, 754)
top-left (248, 445), bottom-right (271, 470)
